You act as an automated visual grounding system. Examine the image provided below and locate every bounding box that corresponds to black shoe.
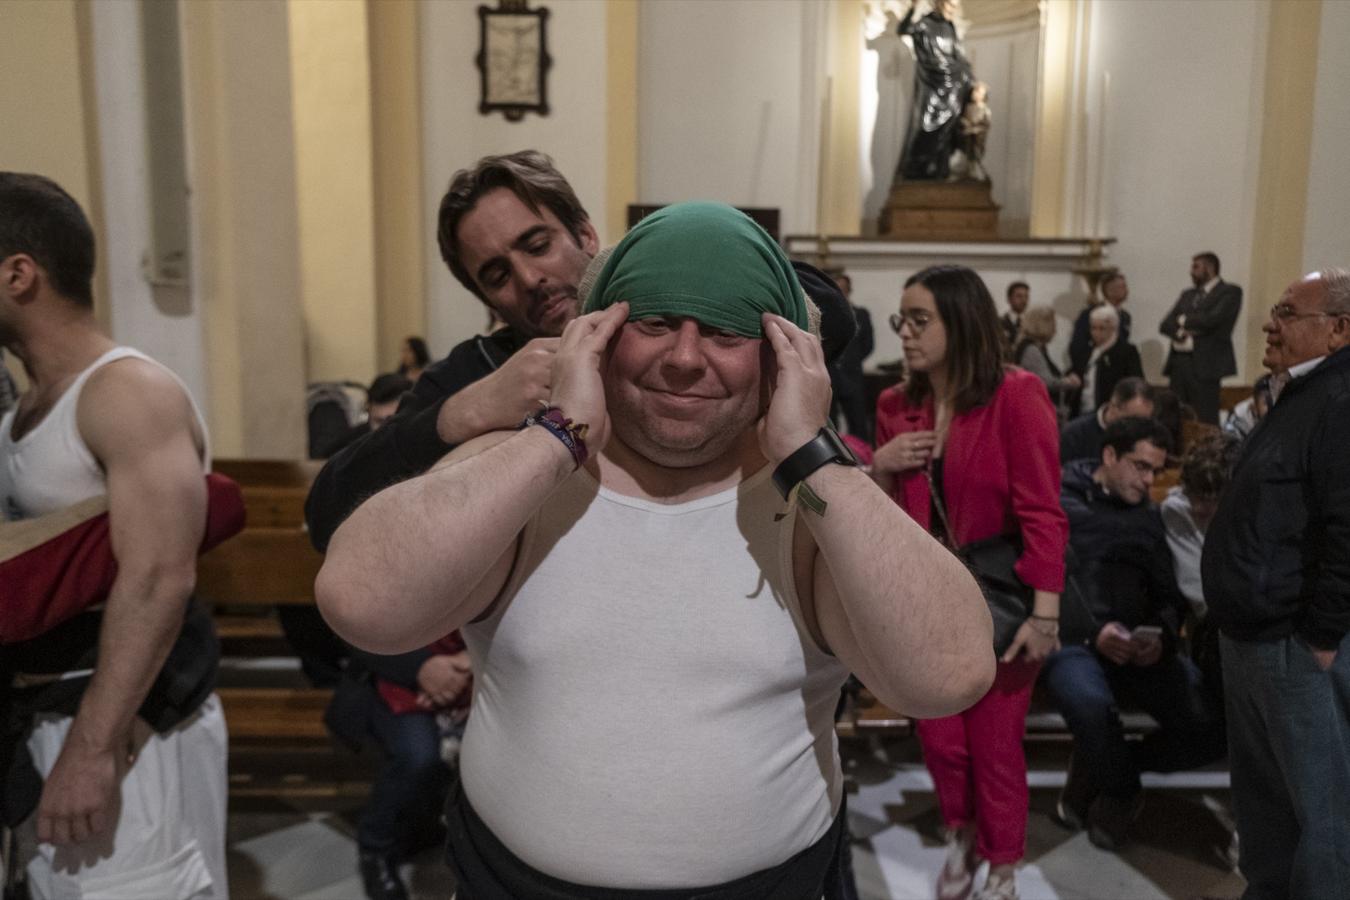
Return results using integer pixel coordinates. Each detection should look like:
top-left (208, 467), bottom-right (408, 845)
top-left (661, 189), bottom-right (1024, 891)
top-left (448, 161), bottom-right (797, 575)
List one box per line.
top-left (359, 850), bottom-right (410, 900)
top-left (1052, 752), bottom-right (1092, 831)
top-left (1086, 792), bottom-right (1144, 852)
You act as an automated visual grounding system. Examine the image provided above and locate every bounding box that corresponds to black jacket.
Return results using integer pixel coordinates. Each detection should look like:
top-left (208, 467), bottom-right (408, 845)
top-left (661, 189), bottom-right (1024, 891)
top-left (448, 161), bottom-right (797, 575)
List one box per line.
top-left (1060, 459), bottom-right (1187, 648)
top-left (1069, 305), bottom-right (1132, 375)
top-left (1059, 411), bottom-right (1105, 465)
top-left (1075, 340), bottom-right (1144, 412)
top-left (1160, 280), bottom-right (1242, 380)
top-left (304, 327), bottom-right (527, 552)
top-left (1202, 346), bottom-right (1350, 649)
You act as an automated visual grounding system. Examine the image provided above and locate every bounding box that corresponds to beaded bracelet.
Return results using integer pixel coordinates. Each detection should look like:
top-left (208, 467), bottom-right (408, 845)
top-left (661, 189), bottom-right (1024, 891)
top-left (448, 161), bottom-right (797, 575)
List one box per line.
top-left (520, 406), bottom-right (589, 468)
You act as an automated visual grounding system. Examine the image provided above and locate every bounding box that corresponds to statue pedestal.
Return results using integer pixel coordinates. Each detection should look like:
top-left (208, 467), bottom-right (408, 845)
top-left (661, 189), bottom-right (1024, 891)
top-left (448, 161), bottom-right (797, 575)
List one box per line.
top-left (879, 180), bottom-right (1000, 240)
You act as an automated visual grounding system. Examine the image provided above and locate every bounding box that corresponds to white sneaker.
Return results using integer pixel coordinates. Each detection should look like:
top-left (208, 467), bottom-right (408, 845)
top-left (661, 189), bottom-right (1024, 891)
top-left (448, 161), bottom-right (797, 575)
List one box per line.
top-left (936, 827), bottom-right (978, 900)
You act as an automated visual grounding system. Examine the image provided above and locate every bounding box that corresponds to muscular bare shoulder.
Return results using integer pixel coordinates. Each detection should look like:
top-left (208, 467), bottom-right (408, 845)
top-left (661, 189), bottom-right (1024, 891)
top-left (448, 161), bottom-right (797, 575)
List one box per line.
top-left (76, 357), bottom-right (204, 466)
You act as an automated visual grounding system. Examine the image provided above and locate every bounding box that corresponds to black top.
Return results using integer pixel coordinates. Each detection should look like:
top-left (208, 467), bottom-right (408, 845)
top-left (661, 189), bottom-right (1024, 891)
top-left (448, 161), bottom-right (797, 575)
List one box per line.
top-left (1059, 458), bottom-right (1186, 649)
top-left (1203, 347), bottom-right (1350, 648)
top-left (304, 327), bottom-right (527, 553)
top-left (1059, 411), bottom-right (1105, 465)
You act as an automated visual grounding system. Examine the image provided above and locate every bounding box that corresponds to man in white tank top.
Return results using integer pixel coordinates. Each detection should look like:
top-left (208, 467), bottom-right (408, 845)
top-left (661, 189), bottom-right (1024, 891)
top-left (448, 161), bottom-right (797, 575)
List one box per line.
top-left (318, 202), bottom-right (996, 896)
top-left (1, 173), bottom-right (226, 898)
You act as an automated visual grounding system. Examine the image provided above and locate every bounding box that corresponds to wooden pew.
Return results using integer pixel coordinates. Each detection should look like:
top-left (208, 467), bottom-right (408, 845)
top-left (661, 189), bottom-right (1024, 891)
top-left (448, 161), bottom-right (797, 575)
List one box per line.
top-left (199, 459), bottom-right (361, 796)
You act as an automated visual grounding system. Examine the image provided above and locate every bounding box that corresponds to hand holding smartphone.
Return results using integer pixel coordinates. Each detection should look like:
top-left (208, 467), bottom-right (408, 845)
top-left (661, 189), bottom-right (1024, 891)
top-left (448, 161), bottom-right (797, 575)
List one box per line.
top-left (1131, 625), bottom-right (1163, 644)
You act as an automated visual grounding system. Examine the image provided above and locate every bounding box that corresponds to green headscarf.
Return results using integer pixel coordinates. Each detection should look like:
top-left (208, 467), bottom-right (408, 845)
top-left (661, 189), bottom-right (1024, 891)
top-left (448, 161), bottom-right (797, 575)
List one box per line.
top-left (581, 201), bottom-right (807, 337)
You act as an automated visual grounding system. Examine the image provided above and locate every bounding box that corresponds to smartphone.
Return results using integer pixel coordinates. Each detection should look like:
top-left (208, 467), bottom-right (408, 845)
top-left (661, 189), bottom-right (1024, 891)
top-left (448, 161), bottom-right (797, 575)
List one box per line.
top-left (1131, 625), bottom-right (1163, 641)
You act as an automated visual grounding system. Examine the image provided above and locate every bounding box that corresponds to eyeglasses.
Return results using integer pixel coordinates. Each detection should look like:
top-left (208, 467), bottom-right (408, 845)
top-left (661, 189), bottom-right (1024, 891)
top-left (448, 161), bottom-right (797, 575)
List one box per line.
top-left (889, 310), bottom-right (935, 335)
top-left (1269, 303), bottom-right (1332, 324)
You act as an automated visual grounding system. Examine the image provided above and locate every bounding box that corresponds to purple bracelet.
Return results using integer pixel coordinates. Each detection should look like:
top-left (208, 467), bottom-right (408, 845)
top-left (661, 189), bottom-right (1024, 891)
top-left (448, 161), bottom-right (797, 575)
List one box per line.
top-left (520, 406), bottom-right (589, 468)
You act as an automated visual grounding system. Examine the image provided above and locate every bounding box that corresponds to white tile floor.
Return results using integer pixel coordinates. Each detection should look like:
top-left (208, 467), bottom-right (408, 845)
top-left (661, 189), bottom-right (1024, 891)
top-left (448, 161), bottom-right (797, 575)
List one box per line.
top-left (227, 740), bottom-right (1246, 900)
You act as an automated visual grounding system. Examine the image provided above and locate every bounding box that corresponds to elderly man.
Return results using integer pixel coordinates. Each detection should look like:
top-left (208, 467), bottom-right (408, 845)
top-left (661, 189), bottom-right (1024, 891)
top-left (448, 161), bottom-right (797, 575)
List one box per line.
top-left (1160, 252), bottom-right (1243, 425)
top-left (1203, 268), bottom-right (1350, 900)
top-left (316, 202), bottom-right (993, 896)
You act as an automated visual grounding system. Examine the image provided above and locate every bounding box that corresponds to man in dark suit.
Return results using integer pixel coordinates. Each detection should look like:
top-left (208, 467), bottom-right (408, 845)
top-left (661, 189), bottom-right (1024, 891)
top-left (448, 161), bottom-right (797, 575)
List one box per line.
top-left (1159, 252), bottom-right (1242, 424)
top-left (1060, 377), bottom-right (1155, 464)
top-left (1000, 280), bottom-right (1029, 349)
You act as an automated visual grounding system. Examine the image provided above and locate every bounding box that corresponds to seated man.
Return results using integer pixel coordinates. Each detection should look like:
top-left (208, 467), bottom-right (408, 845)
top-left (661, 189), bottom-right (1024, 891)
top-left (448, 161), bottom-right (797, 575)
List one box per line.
top-left (315, 201), bottom-right (993, 895)
top-left (1045, 416), bottom-right (1226, 851)
top-left (1059, 376), bottom-right (1155, 464)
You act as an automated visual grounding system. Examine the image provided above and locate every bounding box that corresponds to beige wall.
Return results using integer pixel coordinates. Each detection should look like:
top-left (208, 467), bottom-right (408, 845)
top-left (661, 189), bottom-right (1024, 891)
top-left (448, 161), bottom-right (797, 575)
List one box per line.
top-left (0, 0), bottom-right (104, 345)
top-left (369, 0), bottom-right (427, 372)
top-left (289, 0), bottom-right (380, 386)
top-left (182, 0), bottom-right (307, 458)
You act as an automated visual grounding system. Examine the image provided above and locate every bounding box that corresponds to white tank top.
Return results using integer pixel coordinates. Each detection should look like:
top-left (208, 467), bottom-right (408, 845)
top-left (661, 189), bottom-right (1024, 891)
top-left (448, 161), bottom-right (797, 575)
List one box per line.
top-left (0, 347), bottom-right (209, 522)
top-left (460, 464), bottom-right (849, 889)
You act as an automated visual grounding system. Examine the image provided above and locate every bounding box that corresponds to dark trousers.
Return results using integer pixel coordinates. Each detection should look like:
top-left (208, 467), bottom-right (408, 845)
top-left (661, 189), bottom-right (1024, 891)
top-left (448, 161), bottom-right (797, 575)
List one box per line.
top-left (1167, 353), bottom-right (1221, 424)
top-left (1221, 633), bottom-right (1350, 900)
top-left (831, 388), bottom-right (874, 445)
top-left (1042, 646), bottom-right (1226, 800)
top-left (357, 701), bottom-right (450, 855)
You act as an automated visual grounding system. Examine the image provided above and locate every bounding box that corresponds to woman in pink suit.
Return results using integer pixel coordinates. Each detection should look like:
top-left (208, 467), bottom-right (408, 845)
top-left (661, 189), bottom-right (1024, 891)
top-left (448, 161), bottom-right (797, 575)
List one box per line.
top-left (872, 265), bottom-right (1068, 900)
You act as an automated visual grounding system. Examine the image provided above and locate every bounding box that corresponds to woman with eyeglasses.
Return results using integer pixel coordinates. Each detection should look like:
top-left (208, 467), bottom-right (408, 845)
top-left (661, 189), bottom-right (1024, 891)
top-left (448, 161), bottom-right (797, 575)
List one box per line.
top-left (871, 265), bottom-right (1069, 900)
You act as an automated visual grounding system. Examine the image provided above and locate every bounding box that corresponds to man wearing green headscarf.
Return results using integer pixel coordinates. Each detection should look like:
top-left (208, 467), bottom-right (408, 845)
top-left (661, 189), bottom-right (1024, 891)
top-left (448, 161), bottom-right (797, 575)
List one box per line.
top-left (318, 201), bottom-right (994, 898)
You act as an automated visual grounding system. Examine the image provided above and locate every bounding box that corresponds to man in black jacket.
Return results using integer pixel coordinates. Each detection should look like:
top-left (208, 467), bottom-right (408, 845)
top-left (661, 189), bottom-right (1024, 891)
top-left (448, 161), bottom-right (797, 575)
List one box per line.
top-left (305, 151), bottom-right (599, 551)
top-left (1045, 417), bottom-right (1224, 851)
top-left (1202, 268), bottom-right (1350, 900)
top-left (1159, 252), bottom-right (1243, 424)
top-left (1059, 376), bottom-right (1154, 464)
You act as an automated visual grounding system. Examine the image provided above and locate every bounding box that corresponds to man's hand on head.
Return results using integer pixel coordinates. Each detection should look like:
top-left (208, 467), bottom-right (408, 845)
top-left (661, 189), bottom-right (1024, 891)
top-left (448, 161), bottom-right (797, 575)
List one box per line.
top-left (437, 338), bottom-right (560, 444)
top-left (549, 303), bottom-right (629, 455)
top-left (759, 313), bottom-right (832, 464)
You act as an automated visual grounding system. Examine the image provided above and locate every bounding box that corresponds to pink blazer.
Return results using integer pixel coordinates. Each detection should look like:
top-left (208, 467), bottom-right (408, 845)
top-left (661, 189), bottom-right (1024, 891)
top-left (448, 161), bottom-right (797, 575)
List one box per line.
top-left (876, 367), bottom-right (1068, 593)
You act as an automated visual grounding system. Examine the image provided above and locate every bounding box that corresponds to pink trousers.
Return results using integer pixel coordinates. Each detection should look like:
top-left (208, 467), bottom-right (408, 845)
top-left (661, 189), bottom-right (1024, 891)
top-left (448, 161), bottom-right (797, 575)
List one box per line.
top-left (916, 658), bottom-right (1040, 866)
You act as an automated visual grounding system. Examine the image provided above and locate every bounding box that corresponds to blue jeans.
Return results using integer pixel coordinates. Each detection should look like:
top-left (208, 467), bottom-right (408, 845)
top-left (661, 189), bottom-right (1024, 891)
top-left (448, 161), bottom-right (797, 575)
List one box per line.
top-left (357, 701), bottom-right (450, 855)
top-left (1042, 645), bottom-right (1225, 800)
top-left (1222, 633), bottom-right (1350, 900)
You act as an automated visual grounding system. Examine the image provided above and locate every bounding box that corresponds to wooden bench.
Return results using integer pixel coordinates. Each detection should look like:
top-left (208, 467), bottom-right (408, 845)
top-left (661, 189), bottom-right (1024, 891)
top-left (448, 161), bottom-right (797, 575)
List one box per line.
top-left (199, 459), bottom-right (362, 796)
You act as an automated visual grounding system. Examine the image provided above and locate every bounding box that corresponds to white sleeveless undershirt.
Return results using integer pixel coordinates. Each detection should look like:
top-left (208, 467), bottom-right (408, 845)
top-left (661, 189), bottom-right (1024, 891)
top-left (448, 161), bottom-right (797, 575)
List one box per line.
top-left (0, 347), bottom-right (209, 522)
top-left (459, 464), bottom-right (849, 889)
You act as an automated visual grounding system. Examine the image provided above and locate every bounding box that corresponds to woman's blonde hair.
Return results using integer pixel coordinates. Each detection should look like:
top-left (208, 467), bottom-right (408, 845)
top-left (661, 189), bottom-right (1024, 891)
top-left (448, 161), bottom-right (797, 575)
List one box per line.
top-left (1020, 306), bottom-right (1056, 344)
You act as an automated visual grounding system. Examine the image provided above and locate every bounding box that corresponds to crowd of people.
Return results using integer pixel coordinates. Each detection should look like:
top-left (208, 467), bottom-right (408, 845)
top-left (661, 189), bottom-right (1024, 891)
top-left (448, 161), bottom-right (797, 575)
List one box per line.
top-left (2, 151), bottom-right (1347, 900)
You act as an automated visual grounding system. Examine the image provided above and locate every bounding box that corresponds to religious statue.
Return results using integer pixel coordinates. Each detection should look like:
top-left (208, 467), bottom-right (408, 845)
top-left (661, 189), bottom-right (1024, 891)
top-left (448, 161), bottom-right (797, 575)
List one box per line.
top-left (895, 0), bottom-right (974, 182)
top-left (955, 80), bottom-right (991, 181)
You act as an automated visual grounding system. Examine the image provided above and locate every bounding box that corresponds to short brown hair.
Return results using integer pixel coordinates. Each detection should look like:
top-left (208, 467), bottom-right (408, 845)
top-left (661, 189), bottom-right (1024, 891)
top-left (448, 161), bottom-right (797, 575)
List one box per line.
top-left (435, 150), bottom-right (590, 300)
top-left (0, 172), bottom-right (95, 308)
top-left (1179, 431), bottom-right (1241, 500)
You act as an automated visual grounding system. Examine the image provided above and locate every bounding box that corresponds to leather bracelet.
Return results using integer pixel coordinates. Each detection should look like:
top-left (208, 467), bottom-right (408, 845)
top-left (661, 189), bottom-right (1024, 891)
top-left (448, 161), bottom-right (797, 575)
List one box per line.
top-left (520, 406), bottom-right (589, 468)
top-left (771, 427), bottom-right (858, 499)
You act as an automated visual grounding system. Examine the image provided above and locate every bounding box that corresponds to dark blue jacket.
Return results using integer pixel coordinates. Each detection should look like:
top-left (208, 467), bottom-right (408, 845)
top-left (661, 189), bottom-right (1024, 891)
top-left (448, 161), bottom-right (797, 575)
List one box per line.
top-left (1203, 346), bottom-right (1350, 649)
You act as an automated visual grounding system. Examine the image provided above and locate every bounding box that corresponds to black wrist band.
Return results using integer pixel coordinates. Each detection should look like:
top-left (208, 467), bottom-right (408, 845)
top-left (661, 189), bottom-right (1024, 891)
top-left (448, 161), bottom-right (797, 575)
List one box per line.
top-left (771, 427), bottom-right (858, 499)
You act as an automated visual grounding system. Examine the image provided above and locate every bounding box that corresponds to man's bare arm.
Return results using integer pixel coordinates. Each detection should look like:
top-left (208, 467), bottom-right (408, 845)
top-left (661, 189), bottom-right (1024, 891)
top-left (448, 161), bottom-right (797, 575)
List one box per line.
top-left (36, 360), bottom-right (207, 846)
top-left (759, 314), bottom-right (993, 717)
top-left (317, 304), bottom-right (629, 655)
top-left (802, 467), bottom-right (994, 717)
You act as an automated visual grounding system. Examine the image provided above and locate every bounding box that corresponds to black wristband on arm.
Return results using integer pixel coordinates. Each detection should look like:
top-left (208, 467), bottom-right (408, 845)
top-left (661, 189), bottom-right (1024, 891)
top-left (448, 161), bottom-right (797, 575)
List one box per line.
top-left (771, 427), bottom-right (859, 499)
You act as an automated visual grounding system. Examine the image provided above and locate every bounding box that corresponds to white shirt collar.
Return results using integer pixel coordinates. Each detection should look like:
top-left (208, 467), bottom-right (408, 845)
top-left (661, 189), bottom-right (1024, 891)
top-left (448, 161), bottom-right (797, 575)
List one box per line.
top-left (1287, 355), bottom-right (1326, 380)
top-left (1201, 276), bottom-right (1220, 294)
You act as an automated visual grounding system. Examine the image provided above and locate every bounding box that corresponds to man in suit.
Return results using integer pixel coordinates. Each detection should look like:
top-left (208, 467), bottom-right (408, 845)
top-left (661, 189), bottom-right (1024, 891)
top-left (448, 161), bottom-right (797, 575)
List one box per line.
top-left (1160, 252), bottom-right (1242, 424)
top-left (1000, 280), bottom-right (1029, 349)
top-left (1070, 272), bottom-right (1132, 376)
top-left (1060, 377), bottom-right (1156, 464)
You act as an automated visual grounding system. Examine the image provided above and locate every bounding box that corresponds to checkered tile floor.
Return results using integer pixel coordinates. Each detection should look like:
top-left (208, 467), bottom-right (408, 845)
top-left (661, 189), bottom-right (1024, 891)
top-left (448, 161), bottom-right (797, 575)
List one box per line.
top-left (227, 740), bottom-right (1246, 899)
